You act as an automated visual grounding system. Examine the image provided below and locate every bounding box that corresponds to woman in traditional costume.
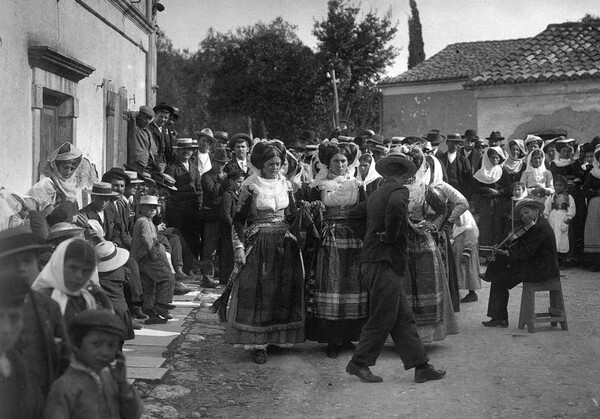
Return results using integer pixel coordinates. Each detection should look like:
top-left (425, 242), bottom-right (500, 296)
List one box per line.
top-left (582, 145), bottom-right (600, 271)
top-left (404, 147), bottom-right (458, 342)
top-left (223, 141), bottom-right (305, 364)
top-left (306, 141), bottom-right (368, 358)
top-left (503, 139), bottom-right (527, 184)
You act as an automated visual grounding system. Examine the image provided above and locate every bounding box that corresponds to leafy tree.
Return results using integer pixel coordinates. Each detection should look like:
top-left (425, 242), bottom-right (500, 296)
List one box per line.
top-left (407, 0), bottom-right (425, 69)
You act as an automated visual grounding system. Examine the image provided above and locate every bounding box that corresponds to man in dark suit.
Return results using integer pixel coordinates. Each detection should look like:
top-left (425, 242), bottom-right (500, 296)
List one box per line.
top-left (483, 199), bottom-right (560, 327)
top-left (224, 133), bottom-right (252, 176)
top-left (79, 182), bottom-right (118, 241)
top-left (438, 133), bottom-right (473, 197)
top-left (200, 148), bottom-right (228, 264)
top-left (345, 152), bottom-right (447, 384)
top-left (150, 103), bottom-right (175, 168)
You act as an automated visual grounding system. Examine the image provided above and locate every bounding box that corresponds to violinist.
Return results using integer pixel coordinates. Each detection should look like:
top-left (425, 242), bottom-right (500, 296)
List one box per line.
top-left (482, 199), bottom-right (560, 327)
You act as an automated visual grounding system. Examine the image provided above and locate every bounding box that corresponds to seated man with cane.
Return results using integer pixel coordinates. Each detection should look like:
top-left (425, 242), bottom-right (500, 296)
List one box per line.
top-left (482, 198), bottom-right (560, 327)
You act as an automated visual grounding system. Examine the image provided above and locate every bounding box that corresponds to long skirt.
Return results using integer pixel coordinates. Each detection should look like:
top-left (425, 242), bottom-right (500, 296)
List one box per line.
top-left (306, 220), bottom-right (368, 344)
top-left (584, 196), bottom-right (600, 255)
top-left (224, 223), bottom-right (305, 347)
top-left (452, 229), bottom-right (482, 291)
top-left (403, 227), bottom-right (459, 343)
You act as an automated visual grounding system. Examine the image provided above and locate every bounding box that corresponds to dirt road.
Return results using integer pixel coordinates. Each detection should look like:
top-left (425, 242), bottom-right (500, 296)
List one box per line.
top-left (138, 267), bottom-right (600, 418)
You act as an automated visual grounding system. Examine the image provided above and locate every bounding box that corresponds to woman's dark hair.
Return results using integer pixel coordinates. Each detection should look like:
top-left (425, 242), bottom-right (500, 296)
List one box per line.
top-left (318, 142), bottom-right (358, 166)
top-left (553, 174), bottom-right (568, 186)
top-left (509, 140), bottom-right (525, 158)
top-left (531, 149), bottom-right (544, 159)
top-left (406, 147), bottom-right (424, 170)
top-left (250, 142), bottom-right (285, 169)
top-left (487, 148), bottom-right (505, 164)
top-left (65, 239), bottom-right (96, 267)
top-left (358, 153), bottom-right (373, 164)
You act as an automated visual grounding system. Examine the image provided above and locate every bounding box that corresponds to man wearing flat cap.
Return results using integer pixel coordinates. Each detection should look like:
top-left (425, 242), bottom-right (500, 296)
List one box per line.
top-left (151, 103), bottom-right (176, 168)
top-left (127, 105), bottom-right (157, 171)
top-left (345, 152), bottom-right (447, 384)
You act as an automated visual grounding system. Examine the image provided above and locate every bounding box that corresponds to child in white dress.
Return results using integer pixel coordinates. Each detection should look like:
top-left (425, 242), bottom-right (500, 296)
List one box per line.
top-left (544, 175), bottom-right (575, 267)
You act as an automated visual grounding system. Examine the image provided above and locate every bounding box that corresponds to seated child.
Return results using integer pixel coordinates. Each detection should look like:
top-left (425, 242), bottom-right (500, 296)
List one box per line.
top-left (95, 241), bottom-right (136, 340)
top-left (544, 174), bottom-right (576, 266)
top-left (0, 276), bottom-right (44, 419)
top-left (130, 195), bottom-right (174, 324)
top-left (44, 309), bottom-right (143, 419)
top-left (218, 170), bottom-right (245, 284)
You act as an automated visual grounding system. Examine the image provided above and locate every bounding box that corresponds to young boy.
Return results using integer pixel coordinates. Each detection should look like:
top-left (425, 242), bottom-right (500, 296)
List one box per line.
top-left (44, 309), bottom-right (143, 419)
top-left (0, 275), bottom-right (44, 418)
top-left (218, 169), bottom-right (245, 284)
top-left (130, 194), bottom-right (174, 324)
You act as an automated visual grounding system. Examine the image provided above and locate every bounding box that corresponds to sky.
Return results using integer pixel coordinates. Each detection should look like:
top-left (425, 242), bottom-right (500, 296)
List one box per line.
top-left (156, 0), bottom-right (599, 78)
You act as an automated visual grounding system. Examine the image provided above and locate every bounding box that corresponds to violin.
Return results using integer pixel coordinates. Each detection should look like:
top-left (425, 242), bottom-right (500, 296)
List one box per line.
top-left (486, 222), bottom-right (534, 262)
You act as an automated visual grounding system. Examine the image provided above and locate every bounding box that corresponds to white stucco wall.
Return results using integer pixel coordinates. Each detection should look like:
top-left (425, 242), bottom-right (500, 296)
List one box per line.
top-left (472, 81), bottom-right (600, 142)
top-left (0, 0), bottom-right (152, 194)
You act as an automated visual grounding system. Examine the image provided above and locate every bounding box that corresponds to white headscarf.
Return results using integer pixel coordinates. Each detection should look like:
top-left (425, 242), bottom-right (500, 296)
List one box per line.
top-left (503, 139), bottom-right (526, 174)
top-left (356, 154), bottom-right (382, 187)
top-left (453, 210), bottom-right (479, 239)
top-left (31, 238), bottom-right (98, 315)
top-left (523, 149), bottom-right (548, 183)
top-left (473, 146), bottom-right (505, 184)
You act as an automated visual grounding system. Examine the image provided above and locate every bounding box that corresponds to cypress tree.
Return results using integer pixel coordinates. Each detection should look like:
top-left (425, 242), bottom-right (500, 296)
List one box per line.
top-left (407, 0), bottom-right (425, 69)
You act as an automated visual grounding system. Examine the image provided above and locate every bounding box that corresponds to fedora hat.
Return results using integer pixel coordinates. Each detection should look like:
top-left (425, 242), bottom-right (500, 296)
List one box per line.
top-left (486, 131), bottom-right (505, 141)
top-left (513, 198), bottom-right (545, 219)
top-left (153, 102), bottom-right (175, 115)
top-left (228, 133), bottom-right (252, 151)
top-left (299, 130), bottom-right (317, 145)
top-left (102, 167), bottom-right (130, 186)
top-left (198, 128), bottom-right (217, 141)
top-left (375, 151), bottom-right (417, 178)
top-left (95, 241), bottom-right (130, 273)
top-left (214, 131), bottom-right (229, 143)
top-left (357, 129), bottom-right (375, 139)
top-left (211, 147), bottom-right (229, 163)
top-left (138, 195), bottom-right (162, 206)
top-left (446, 133), bottom-right (465, 142)
top-left (152, 173), bottom-right (177, 190)
top-left (46, 222), bottom-right (84, 242)
top-left (423, 130), bottom-right (445, 145)
top-left (123, 170), bottom-right (144, 184)
top-left (288, 140), bottom-right (306, 151)
top-left (0, 225), bottom-right (52, 258)
top-left (172, 138), bottom-right (198, 149)
top-left (85, 182), bottom-right (118, 196)
top-left (463, 129), bottom-right (479, 141)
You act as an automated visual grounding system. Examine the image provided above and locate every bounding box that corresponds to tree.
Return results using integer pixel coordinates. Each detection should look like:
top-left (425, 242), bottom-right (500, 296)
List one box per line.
top-left (407, 0), bottom-right (425, 69)
top-left (313, 0), bottom-right (398, 132)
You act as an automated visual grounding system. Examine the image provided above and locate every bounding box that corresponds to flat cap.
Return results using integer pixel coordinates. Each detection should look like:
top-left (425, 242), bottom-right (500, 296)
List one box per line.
top-left (71, 309), bottom-right (126, 339)
top-left (138, 106), bottom-right (155, 118)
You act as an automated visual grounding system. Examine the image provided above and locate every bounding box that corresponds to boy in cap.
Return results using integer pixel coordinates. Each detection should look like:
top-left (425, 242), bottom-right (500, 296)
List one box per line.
top-left (44, 309), bottom-right (143, 419)
top-left (0, 275), bottom-right (44, 418)
top-left (0, 225), bottom-right (71, 398)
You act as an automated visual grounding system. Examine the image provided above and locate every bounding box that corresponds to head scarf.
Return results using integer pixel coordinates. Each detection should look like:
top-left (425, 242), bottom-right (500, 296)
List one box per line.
top-left (43, 143), bottom-right (83, 202)
top-left (473, 146), bottom-right (505, 184)
top-left (453, 210), bottom-right (479, 239)
top-left (31, 238), bottom-right (98, 315)
top-left (591, 145), bottom-right (600, 179)
top-left (356, 154), bottom-right (382, 187)
top-left (427, 155), bottom-right (445, 187)
top-left (523, 149), bottom-right (548, 183)
top-left (503, 139), bottom-right (526, 174)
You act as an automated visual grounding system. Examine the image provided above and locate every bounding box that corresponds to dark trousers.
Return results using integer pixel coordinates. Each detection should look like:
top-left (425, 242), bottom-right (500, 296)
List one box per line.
top-left (352, 262), bottom-right (429, 370)
top-left (124, 258), bottom-right (143, 304)
top-left (201, 221), bottom-right (220, 261)
top-left (218, 224), bottom-right (234, 284)
top-left (138, 251), bottom-right (174, 310)
top-left (486, 260), bottom-right (523, 321)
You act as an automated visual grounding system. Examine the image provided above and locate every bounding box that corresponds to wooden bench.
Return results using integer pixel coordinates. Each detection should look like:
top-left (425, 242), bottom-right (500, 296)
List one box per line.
top-left (518, 278), bottom-right (568, 333)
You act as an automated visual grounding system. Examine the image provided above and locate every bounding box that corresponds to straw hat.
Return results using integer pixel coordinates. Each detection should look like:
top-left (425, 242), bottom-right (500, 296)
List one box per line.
top-left (46, 222), bottom-right (85, 242)
top-left (95, 241), bottom-right (129, 273)
top-left (172, 138), bottom-right (198, 149)
top-left (124, 170), bottom-right (144, 184)
top-left (152, 173), bottom-right (177, 190)
top-left (513, 198), bottom-right (545, 219)
top-left (85, 182), bottom-right (118, 196)
top-left (138, 195), bottom-right (162, 206)
top-left (375, 151), bottom-right (417, 178)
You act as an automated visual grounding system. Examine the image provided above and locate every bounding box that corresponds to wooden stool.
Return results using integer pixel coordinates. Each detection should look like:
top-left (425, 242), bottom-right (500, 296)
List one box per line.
top-left (518, 278), bottom-right (568, 333)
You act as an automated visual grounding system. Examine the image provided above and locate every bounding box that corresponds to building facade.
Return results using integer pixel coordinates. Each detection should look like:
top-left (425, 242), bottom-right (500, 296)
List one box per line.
top-left (1, 0), bottom-right (159, 194)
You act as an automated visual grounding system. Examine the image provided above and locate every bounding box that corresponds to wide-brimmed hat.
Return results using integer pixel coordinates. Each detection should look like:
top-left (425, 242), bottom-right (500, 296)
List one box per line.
top-left (198, 128), bottom-right (217, 142)
top-left (152, 172), bottom-right (177, 190)
top-left (211, 147), bottom-right (229, 163)
top-left (554, 137), bottom-right (577, 151)
top-left (123, 170), bottom-right (144, 184)
top-left (288, 140), bottom-right (306, 151)
top-left (214, 131), bottom-right (229, 143)
top-left (367, 135), bottom-right (385, 147)
top-left (122, 163), bottom-right (156, 186)
top-left (228, 133), bottom-right (252, 151)
top-left (95, 241), bottom-right (130, 273)
top-left (463, 129), bottom-right (479, 141)
top-left (299, 130), bottom-right (317, 145)
top-left (337, 136), bottom-right (354, 143)
top-left (446, 133), bottom-right (465, 143)
top-left (423, 130), bottom-right (445, 145)
top-left (0, 225), bottom-right (52, 258)
top-left (85, 182), bottom-right (118, 196)
top-left (153, 103), bottom-right (175, 115)
top-left (474, 139), bottom-right (489, 148)
top-left (375, 151), bottom-right (417, 178)
top-left (486, 131), bottom-right (505, 142)
top-left (46, 222), bottom-right (85, 242)
top-left (523, 134), bottom-right (543, 148)
top-left (357, 129), bottom-right (375, 139)
top-left (172, 138), bottom-right (198, 149)
top-left (513, 198), bottom-right (545, 218)
top-left (138, 195), bottom-right (162, 206)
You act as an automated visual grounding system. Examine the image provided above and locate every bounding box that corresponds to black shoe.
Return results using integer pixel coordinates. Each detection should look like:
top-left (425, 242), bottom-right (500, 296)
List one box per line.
top-left (460, 292), bottom-right (478, 303)
top-left (326, 343), bottom-right (339, 359)
top-left (131, 306), bottom-right (149, 320)
top-left (345, 361), bottom-right (383, 383)
top-left (165, 303), bottom-right (177, 310)
top-left (144, 315), bottom-right (167, 325)
top-left (342, 341), bottom-right (356, 350)
top-left (174, 282), bottom-right (191, 295)
top-left (254, 349), bottom-right (267, 364)
top-left (415, 364), bottom-right (446, 383)
top-left (482, 319), bottom-right (508, 328)
top-left (155, 305), bottom-right (173, 320)
top-left (201, 275), bottom-right (219, 289)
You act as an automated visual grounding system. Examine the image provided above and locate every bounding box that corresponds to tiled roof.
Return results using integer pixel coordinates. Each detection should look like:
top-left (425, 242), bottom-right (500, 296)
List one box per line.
top-left (467, 21), bottom-right (600, 86)
top-left (380, 39), bottom-right (527, 85)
